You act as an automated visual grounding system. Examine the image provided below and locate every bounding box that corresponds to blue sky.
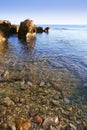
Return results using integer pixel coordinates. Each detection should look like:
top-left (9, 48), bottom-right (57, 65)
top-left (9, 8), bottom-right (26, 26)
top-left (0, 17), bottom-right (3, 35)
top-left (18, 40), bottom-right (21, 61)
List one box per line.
top-left (0, 0), bottom-right (87, 24)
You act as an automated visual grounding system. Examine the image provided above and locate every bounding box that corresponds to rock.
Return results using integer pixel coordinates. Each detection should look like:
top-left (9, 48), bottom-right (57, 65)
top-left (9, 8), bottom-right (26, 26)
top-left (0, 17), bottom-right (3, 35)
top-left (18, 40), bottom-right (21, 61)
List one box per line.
top-left (8, 122), bottom-right (16, 130)
top-left (0, 31), bottom-right (8, 53)
top-left (18, 19), bottom-right (36, 41)
top-left (52, 100), bottom-right (59, 106)
top-left (0, 20), bottom-right (11, 36)
top-left (32, 115), bottom-right (43, 124)
top-left (27, 81), bottom-right (33, 87)
top-left (64, 98), bottom-right (70, 104)
top-left (21, 80), bottom-right (25, 86)
top-left (40, 81), bottom-right (45, 87)
top-left (26, 32), bottom-right (36, 42)
top-left (3, 97), bottom-right (14, 106)
top-left (69, 123), bottom-right (76, 130)
top-left (0, 31), bottom-right (7, 43)
top-left (36, 26), bottom-right (50, 33)
top-left (10, 24), bottom-right (19, 35)
top-left (16, 118), bottom-right (32, 130)
top-left (42, 117), bottom-right (59, 129)
top-left (36, 27), bottom-right (43, 33)
top-left (4, 70), bottom-right (9, 78)
top-left (44, 27), bottom-right (50, 33)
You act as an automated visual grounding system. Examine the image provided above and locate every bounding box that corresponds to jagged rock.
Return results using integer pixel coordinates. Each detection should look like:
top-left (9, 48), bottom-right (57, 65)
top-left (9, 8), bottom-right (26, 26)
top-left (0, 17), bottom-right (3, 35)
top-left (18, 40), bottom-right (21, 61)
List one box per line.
top-left (18, 19), bottom-right (36, 41)
top-left (0, 20), bottom-right (11, 36)
top-left (36, 27), bottom-right (43, 33)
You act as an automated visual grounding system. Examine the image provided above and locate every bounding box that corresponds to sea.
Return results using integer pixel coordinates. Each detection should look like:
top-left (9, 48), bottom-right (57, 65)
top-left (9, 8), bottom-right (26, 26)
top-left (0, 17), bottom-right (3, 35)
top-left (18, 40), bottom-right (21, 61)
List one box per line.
top-left (0, 25), bottom-right (87, 84)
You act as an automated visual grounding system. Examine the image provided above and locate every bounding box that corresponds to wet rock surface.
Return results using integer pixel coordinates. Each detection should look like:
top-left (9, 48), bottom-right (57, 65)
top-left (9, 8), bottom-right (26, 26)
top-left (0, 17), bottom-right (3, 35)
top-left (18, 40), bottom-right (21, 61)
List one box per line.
top-left (0, 57), bottom-right (87, 130)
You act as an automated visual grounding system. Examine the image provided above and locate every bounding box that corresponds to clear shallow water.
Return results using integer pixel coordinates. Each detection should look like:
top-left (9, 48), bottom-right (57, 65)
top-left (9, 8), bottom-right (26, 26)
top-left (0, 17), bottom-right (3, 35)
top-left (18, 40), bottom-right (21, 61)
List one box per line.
top-left (1, 25), bottom-right (87, 82)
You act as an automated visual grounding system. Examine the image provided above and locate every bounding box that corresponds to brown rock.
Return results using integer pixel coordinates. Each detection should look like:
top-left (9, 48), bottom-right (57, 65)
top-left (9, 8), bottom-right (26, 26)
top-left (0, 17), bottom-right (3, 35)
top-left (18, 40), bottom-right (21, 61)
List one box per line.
top-left (0, 31), bottom-right (7, 43)
top-left (16, 118), bottom-right (32, 130)
top-left (32, 115), bottom-right (43, 124)
top-left (18, 19), bottom-right (36, 41)
top-left (0, 20), bottom-right (11, 36)
top-left (0, 31), bottom-right (8, 53)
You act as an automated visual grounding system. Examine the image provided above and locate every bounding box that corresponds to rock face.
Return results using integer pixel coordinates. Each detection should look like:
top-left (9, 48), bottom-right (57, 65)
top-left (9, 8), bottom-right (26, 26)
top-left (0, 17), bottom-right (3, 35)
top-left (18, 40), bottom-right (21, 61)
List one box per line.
top-left (0, 20), bottom-right (11, 36)
top-left (18, 19), bottom-right (36, 41)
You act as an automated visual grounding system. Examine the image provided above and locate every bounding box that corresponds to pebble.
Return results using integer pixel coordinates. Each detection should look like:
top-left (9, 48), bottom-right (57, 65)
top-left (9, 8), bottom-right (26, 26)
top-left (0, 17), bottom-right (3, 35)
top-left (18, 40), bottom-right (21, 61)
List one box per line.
top-left (4, 70), bottom-right (9, 77)
top-left (42, 117), bottom-right (59, 129)
top-left (3, 97), bottom-right (14, 106)
top-left (27, 81), bottom-right (33, 86)
top-left (69, 123), bottom-right (76, 130)
top-left (21, 80), bottom-right (25, 86)
top-left (8, 122), bottom-right (16, 130)
top-left (52, 100), bottom-right (59, 106)
top-left (40, 81), bottom-right (45, 87)
top-left (32, 115), bottom-right (43, 124)
top-left (16, 118), bottom-right (32, 130)
top-left (64, 98), bottom-right (70, 104)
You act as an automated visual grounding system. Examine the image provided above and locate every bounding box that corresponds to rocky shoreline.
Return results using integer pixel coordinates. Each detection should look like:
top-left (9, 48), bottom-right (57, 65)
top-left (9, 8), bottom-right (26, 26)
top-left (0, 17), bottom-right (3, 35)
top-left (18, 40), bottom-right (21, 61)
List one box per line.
top-left (0, 58), bottom-right (87, 130)
top-left (0, 19), bottom-right (50, 44)
top-left (0, 19), bottom-right (87, 130)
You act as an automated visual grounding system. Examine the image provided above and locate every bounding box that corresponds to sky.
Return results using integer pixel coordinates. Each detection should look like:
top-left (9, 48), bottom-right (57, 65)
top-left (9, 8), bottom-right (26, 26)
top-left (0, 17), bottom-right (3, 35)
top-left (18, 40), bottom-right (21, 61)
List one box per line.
top-left (0, 0), bottom-right (87, 25)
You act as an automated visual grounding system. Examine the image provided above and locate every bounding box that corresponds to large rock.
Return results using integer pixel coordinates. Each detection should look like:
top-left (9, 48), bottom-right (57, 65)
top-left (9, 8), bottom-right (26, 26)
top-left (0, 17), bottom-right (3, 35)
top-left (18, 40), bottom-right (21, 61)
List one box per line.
top-left (0, 20), bottom-right (11, 36)
top-left (18, 19), bottom-right (36, 41)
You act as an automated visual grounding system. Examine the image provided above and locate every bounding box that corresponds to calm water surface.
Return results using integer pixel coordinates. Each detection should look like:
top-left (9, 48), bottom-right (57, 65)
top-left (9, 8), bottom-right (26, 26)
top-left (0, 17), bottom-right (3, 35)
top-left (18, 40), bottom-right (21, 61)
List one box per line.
top-left (0, 25), bottom-right (87, 83)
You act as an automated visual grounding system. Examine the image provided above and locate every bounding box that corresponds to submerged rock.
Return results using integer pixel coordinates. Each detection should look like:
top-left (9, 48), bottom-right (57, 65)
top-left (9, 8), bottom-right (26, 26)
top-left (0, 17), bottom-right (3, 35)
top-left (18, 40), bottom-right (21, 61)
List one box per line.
top-left (3, 97), bottom-right (14, 106)
top-left (42, 117), bottom-right (59, 129)
top-left (16, 118), bottom-right (32, 130)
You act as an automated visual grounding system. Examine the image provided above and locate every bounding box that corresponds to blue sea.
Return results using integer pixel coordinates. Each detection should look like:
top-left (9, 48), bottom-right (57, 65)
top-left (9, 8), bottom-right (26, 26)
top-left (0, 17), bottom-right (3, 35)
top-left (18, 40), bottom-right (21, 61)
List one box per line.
top-left (1, 25), bottom-right (87, 83)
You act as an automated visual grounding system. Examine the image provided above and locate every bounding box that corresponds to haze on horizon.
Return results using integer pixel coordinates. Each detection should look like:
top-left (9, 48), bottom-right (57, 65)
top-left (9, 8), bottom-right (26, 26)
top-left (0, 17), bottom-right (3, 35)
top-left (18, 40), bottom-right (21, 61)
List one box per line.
top-left (0, 0), bottom-right (87, 25)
